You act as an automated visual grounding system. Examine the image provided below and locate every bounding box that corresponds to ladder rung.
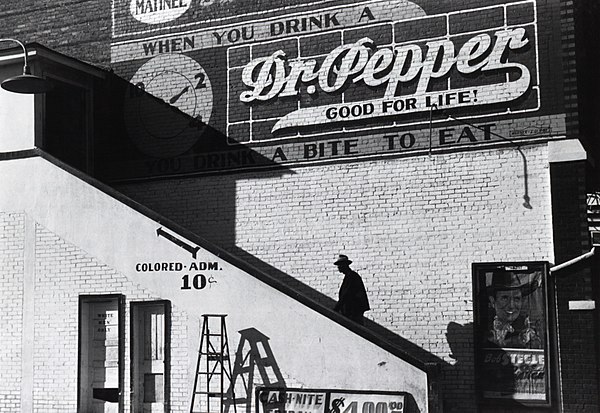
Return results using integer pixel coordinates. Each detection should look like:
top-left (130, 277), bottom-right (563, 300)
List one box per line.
top-left (234, 366), bottom-right (252, 374)
top-left (194, 391), bottom-right (224, 397)
top-left (201, 353), bottom-right (229, 360)
top-left (192, 315), bottom-right (234, 411)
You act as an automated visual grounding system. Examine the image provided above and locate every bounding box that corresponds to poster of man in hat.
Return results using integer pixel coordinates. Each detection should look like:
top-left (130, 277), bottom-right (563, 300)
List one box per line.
top-left (485, 268), bottom-right (543, 349)
top-left (473, 262), bottom-right (551, 404)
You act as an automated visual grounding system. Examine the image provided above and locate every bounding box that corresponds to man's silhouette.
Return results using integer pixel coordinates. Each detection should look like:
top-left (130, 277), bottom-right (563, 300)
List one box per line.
top-left (333, 255), bottom-right (370, 325)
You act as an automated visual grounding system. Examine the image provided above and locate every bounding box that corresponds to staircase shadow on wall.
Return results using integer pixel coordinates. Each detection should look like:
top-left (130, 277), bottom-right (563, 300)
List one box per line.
top-left (231, 247), bottom-right (448, 363)
top-left (95, 72), bottom-right (454, 410)
top-left (230, 248), bottom-right (450, 413)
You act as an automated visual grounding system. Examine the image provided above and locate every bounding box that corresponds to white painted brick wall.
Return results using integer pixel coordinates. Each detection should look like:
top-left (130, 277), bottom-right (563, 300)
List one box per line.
top-left (0, 212), bottom-right (24, 412)
top-left (30, 223), bottom-right (190, 413)
top-left (117, 144), bottom-right (554, 410)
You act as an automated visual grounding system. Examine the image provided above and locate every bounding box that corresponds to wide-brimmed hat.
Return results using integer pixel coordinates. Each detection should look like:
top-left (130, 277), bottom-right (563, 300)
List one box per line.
top-left (334, 254), bottom-right (352, 266)
top-left (487, 270), bottom-right (541, 297)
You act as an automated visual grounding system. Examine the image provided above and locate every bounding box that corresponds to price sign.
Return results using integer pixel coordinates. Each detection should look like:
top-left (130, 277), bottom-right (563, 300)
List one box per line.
top-left (328, 393), bottom-right (405, 413)
top-left (256, 388), bottom-right (407, 413)
top-left (257, 389), bottom-right (326, 413)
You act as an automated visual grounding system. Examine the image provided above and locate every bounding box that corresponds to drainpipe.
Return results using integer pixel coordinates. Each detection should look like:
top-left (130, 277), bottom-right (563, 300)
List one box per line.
top-left (550, 247), bottom-right (596, 273)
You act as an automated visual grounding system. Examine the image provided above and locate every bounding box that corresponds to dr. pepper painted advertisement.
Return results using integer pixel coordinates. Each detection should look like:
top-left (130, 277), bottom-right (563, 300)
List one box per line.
top-left (104, 0), bottom-right (566, 180)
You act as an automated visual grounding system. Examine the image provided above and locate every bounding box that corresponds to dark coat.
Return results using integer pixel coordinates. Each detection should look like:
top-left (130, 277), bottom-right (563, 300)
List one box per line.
top-left (334, 270), bottom-right (370, 317)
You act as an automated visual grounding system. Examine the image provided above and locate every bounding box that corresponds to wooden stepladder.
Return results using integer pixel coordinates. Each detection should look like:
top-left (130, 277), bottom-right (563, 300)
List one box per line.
top-left (190, 314), bottom-right (237, 413)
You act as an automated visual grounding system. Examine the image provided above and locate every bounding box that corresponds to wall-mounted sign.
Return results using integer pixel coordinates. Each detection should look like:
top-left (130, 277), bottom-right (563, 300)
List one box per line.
top-left (237, 28), bottom-right (533, 135)
top-left (106, 0), bottom-right (565, 179)
top-left (129, 0), bottom-right (191, 25)
top-left (472, 262), bottom-right (552, 406)
top-left (256, 388), bottom-right (408, 413)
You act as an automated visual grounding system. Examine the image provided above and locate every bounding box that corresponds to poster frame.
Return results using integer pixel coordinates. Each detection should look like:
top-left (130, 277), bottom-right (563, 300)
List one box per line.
top-left (472, 261), bottom-right (554, 408)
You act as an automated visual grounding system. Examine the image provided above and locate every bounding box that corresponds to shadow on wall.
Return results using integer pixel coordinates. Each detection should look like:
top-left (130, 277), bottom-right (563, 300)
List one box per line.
top-left (82, 72), bottom-right (453, 407)
top-left (444, 322), bottom-right (545, 413)
top-left (86, 70), bottom-right (294, 183)
top-left (232, 248), bottom-right (448, 369)
top-left (222, 327), bottom-right (422, 413)
top-left (226, 328), bottom-right (286, 413)
top-left (444, 322), bottom-right (476, 412)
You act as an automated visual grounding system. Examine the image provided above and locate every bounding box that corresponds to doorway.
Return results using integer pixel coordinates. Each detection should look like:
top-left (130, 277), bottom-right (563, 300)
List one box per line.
top-left (131, 301), bottom-right (171, 413)
top-left (78, 295), bottom-right (123, 413)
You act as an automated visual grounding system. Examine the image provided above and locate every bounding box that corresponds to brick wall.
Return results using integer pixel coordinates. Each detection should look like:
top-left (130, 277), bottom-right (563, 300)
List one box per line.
top-left (117, 143), bottom-right (555, 411)
top-left (559, 0), bottom-right (579, 141)
top-left (551, 160), bottom-right (599, 412)
top-left (0, 0), bottom-right (111, 67)
top-left (0, 0), bottom-right (594, 410)
top-left (0, 212), bottom-right (24, 411)
top-left (32, 222), bottom-right (192, 412)
top-left (0, 214), bottom-right (192, 412)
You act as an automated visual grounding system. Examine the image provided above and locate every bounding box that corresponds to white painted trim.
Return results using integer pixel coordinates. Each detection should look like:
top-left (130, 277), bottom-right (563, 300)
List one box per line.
top-left (548, 139), bottom-right (587, 163)
top-left (568, 300), bottom-right (596, 311)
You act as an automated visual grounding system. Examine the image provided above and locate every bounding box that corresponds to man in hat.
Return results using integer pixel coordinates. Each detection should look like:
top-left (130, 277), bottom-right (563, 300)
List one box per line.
top-left (485, 270), bottom-right (542, 349)
top-left (333, 255), bottom-right (370, 325)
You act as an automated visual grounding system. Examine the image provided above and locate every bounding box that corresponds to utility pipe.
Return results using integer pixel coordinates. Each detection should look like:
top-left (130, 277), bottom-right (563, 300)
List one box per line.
top-left (550, 247), bottom-right (596, 273)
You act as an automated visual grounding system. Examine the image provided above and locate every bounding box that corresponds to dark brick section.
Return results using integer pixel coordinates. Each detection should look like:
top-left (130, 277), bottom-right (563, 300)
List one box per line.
top-left (0, 0), bottom-right (111, 68)
top-left (572, 0), bottom-right (600, 158)
top-left (394, 16), bottom-right (446, 43)
top-left (559, 0), bottom-right (580, 140)
top-left (551, 161), bottom-right (600, 413)
top-left (448, 7), bottom-right (505, 35)
top-left (228, 46), bottom-right (250, 68)
top-left (506, 3), bottom-right (535, 26)
top-left (344, 23), bottom-right (393, 46)
top-left (300, 32), bottom-right (342, 57)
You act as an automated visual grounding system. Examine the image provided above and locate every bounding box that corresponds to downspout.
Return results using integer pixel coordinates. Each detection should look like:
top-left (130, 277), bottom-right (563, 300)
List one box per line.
top-left (550, 247), bottom-right (596, 273)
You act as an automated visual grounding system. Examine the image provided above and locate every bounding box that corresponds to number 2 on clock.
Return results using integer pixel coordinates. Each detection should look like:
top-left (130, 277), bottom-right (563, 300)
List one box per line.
top-left (195, 72), bottom-right (206, 89)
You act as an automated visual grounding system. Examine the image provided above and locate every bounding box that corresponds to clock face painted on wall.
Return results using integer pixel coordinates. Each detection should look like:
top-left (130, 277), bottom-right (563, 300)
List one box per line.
top-left (124, 53), bottom-right (213, 158)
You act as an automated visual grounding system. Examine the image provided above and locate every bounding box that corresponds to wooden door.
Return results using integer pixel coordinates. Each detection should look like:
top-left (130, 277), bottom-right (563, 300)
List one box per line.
top-left (132, 302), bottom-right (169, 413)
top-left (79, 297), bottom-right (121, 413)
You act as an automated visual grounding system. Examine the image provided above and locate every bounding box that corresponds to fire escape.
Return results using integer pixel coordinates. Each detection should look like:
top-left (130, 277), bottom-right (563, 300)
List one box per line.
top-left (589, 192), bottom-right (600, 245)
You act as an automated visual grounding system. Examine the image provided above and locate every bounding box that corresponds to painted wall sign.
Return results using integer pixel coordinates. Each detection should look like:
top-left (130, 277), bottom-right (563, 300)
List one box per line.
top-left (130, 0), bottom-right (191, 24)
top-left (124, 53), bottom-right (213, 157)
top-left (256, 388), bottom-right (407, 413)
top-left (223, 1), bottom-right (539, 143)
top-left (106, 0), bottom-right (565, 179)
top-left (134, 257), bottom-right (222, 290)
top-left (265, 30), bottom-right (531, 132)
top-left (113, 0), bottom-right (425, 38)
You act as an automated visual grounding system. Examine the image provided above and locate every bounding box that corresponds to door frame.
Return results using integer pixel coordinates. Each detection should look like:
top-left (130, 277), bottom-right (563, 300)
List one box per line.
top-left (130, 300), bottom-right (172, 413)
top-left (77, 294), bottom-right (125, 413)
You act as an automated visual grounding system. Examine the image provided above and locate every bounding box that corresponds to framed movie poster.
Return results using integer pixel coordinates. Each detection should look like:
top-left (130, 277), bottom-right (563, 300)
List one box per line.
top-left (472, 262), bottom-right (551, 406)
